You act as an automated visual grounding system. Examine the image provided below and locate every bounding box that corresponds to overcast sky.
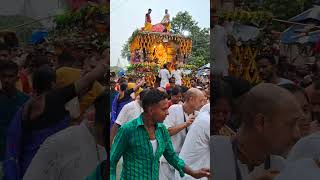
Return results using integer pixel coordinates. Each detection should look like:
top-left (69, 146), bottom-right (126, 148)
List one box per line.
top-left (110, 0), bottom-right (210, 67)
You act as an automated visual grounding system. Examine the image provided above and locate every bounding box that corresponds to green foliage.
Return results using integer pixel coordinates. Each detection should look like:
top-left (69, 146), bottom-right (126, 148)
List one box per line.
top-left (121, 29), bottom-right (139, 60)
top-left (49, 3), bottom-right (109, 51)
top-left (220, 10), bottom-right (273, 27)
top-left (171, 11), bottom-right (197, 35)
top-left (53, 3), bottom-right (108, 28)
top-left (171, 11), bottom-right (209, 68)
top-left (243, 0), bottom-right (319, 31)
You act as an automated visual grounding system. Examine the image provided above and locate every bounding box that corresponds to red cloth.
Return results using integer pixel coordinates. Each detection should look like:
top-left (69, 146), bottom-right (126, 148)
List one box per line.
top-left (314, 39), bottom-right (320, 54)
top-left (19, 70), bottom-right (32, 94)
top-left (146, 14), bottom-right (151, 23)
top-left (151, 23), bottom-right (165, 32)
top-left (67, 0), bottom-right (99, 10)
top-left (165, 83), bottom-right (171, 91)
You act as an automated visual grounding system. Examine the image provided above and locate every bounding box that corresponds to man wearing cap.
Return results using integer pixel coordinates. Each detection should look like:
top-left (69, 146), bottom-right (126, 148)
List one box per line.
top-left (111, 79), bottom-right (145, 126)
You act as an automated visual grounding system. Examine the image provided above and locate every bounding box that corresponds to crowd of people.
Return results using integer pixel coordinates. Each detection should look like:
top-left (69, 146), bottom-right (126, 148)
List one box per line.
top-left (0, 42), bottom-right (108, 180)
top-left (109, 61), bottom-right (210, 179)
top-left (211, 52), bottom-right (320, 180)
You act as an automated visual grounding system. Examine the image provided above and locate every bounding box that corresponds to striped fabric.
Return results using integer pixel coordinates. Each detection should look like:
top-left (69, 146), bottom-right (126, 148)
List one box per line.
top-left (110, 115), bottom-right (185, 180)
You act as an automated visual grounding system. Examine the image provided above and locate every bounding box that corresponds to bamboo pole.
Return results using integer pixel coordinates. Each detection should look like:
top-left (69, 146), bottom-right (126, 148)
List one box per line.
top-left (0, 16), bottom-right (53, 32)
top-left (273, 18), bottom-right (320, 29)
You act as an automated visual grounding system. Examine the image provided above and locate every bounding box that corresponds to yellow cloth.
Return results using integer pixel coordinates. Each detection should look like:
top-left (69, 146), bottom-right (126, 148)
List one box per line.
top-left (56, 67), bottom-right (105, 114)
top-left (144, 22), bottom-right (153, 31)
top-left (165, 23), bottom-right (171, 32)
top-left (128, 82), bottom-right (143, 97)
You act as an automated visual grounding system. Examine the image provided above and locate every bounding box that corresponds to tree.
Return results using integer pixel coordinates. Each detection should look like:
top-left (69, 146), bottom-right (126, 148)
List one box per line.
top-left (120, 42), bottom-right (130, 60)
top-left (121, 29), bottom-right (139, 60)
top-left (171, 11), bottom-right (210, 67)
top-left (171, 11), bottom-right (198, 34)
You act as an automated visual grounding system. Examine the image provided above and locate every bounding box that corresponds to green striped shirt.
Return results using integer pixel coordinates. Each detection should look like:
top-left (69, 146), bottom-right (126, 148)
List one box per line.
top-left (110, 115), bottom-right (185, 180)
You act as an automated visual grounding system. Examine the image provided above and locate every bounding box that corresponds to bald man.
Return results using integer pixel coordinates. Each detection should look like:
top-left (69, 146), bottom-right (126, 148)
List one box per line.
top-left (159, 88), bottom-right (207, 180)
top-left (211, 83), bottom-right (302, 180)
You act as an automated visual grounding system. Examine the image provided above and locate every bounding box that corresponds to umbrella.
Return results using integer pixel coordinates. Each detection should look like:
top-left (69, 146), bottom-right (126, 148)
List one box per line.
top-left (231, 23), bottom-right (260, 42)
top-left (118, 69), bottom-right (126, 77)
top-left (281, 25), bottom-right (320, 44)
top-left (199, 63), bottom-right (210, 70)
top-left (281, 5), bottom-right (320, 44)
top-left (289, 5), bottom-right (320, 23)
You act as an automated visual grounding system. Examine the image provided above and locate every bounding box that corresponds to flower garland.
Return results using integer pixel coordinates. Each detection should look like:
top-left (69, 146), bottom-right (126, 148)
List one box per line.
top-left (130, 31), bottom-right (192, 57)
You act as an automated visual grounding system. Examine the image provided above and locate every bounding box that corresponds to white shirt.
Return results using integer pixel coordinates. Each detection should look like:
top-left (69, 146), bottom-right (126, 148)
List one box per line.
top-left (115, 100), bottom-right (143, 126)
top-left (164, 104), bottom-right (196, 153)
top-left (159, 68), bottom-right (171, 88)
top-left (151, 139), bottom-right (158, 156)
top-left (211, 136), bottom-right (287, 180)
top-left (275, 158), bottom-right (320, 180)
top-left (172, 69), bottom-right (182, 85)
top-left (200, 103), bottom-right (210, 113)
top-left (23, 121), bottom-right (107, 180)
top-left (212, 25), bottom-right (231, 76)
top-left (162, 104), bottom-right (198, 163)
top-left (175, 111), bottom-right (210, 180)
top-left (287, 132), bottom-right (320, 161)
top-left (277, 78), bottom-right (294, 85)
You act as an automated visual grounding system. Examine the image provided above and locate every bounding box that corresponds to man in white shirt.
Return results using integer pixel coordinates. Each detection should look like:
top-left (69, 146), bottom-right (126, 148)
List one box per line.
top-left (274, 158), bottom-right (320, 180)
top-left (212, 15), bottom-right (232, 76)
top-left (159, 88), bottom-right (206, 180)
top-left (159, 63), bottom-right (171, 88)
top-left (172, 64), bottom-right (183, 86)
top-left (110, 89), bottom-right (147, 146)
top-left (287, 132), bottom-right (320, 161)
top-left (211, 83), bottom-right (302, 180)
top-left (23, 92), bottom-right (108, 180)
top-left (277, 132), bottom-right (320, 180)
top-left (175, 110), bottom-right (210, 180)
top-left (200, 103), bottom-right (210, 113)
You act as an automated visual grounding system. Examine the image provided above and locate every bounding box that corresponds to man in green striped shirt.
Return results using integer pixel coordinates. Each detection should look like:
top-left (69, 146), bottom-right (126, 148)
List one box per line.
top-left (110, 88), bottom-right (210, 180)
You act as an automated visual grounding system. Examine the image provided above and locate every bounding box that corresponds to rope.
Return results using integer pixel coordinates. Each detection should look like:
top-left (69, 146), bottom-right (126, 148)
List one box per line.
top-left (0, 16), bottom-right (53, 32)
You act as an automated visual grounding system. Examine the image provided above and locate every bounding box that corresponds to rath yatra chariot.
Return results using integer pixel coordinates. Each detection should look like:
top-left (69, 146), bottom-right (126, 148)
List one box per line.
top-left (126, 11), bottom-right (195, 87)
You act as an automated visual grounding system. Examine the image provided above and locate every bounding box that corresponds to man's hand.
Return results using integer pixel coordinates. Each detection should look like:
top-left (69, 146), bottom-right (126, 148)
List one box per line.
top-left (190, 168), bottom-right (210, 179)
top-left (186, 116), bottom-right (196, 127)
top-left (253, 169), bottom-right (280, 180)
top-left (186, 113), bottom-right (197, 127)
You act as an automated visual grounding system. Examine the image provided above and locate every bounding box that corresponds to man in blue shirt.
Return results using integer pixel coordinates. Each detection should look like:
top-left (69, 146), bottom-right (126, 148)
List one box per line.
top-left (0, 60), bottom-right (29, 174)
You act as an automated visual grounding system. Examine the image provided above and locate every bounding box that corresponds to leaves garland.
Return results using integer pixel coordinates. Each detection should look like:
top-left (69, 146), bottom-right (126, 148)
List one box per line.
top-left (220, 10), bottom-right (273, 26)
